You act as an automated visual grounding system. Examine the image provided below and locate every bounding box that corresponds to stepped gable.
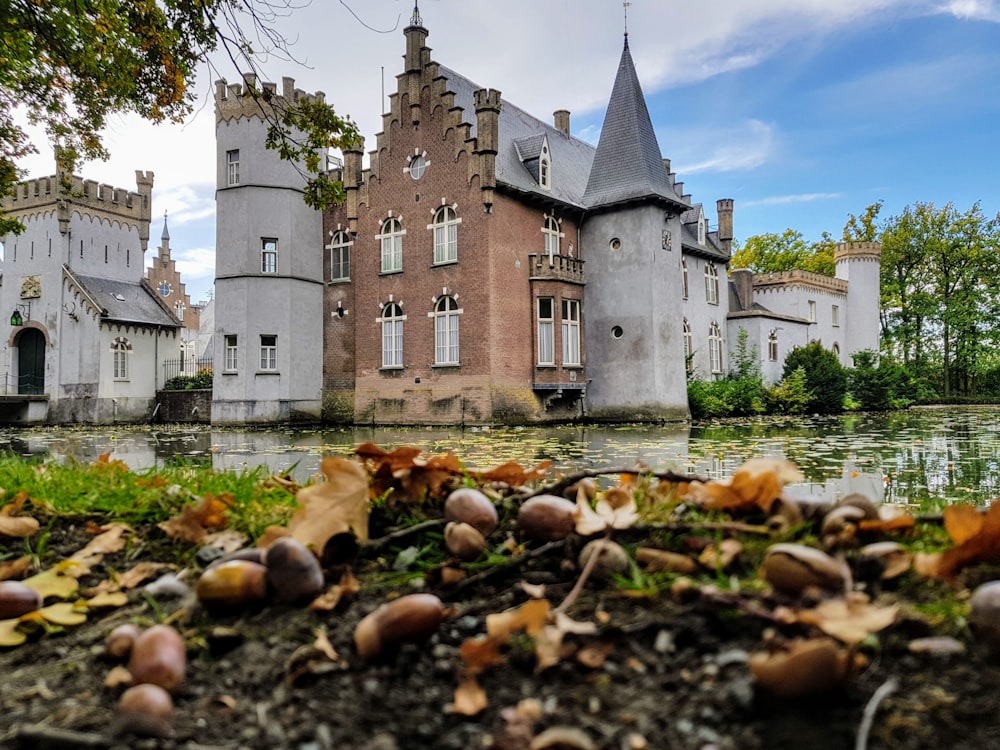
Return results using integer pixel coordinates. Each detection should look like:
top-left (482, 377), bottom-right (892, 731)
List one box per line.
top-left (582, 36), bottom-right (687, 212)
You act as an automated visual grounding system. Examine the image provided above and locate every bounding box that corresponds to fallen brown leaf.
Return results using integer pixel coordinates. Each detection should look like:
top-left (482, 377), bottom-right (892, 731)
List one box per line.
top-left (158, 494), bottom-right (233, 544)
top-left (0, 556), bottom-right (32, 582)
top-left (279, 457), bottom-right (370, 550)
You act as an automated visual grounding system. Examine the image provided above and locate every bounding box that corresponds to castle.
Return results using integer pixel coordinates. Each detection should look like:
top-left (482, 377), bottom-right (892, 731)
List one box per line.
top-left (210, 6), bottom-right (880, 425)
top-left (0, 5), bottom-right (880, 425)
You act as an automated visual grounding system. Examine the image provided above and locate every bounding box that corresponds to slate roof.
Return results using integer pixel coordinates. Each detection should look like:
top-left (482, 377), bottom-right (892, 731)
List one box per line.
top-left (73, 273), bottom-right (181, 327)
top-left (581, 38), bottom-right (687, 211)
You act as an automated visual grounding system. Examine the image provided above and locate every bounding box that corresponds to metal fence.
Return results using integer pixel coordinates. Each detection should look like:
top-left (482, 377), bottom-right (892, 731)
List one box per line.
top-left (162, 355), bottom-right (213, 382)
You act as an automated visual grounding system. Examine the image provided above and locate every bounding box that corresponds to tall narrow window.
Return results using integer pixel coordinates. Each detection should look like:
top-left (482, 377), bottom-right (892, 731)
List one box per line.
top-left (434, 296), bottom-right (461, 365)
top-left (682, 259), bottom-right (689, 299)
top-left (381, 302), bottom-right (404, 368)
top-left (832, 342), bottom-right (841, 356)
top-left (174, 301), bottom-right (185, 321)
top-left (328, 231), bottom-right (351, 282)
top-left (683, 319), bottom-right (693, 375)
top-left (832, 304), bottom-right (840, 327)
top-left (704, 263), bottom-right (719, 305)
top-left (539, 143), bottom-right (551, 190)
top-left (112, 338), bottom-right (130, 381)
top-left (431, 206), bottom-right (460, 264)
top-left (227, 149), bottom-right (240, 185)
top-left (259, 335), bottom-right (277, 371)
top-left (224, 335), bottom-right (238, 372)
top-left (709, 322), bottom-right (723, 374)
top-left (379, 218), bottom-right (404, 273)
top-left (698, 215), bottom-right (706, 244)
top-left (537, 298), bottom-right (554, 366)
top-left (542, 215), bottom-right (560, 262)
top-left (768, 329), bottom-right (779, 361)
top-left (808, 300), bottom-right (817, 322)
top-left (561, 299), bottom-right (581, 366)
top-left (261, 238), bottom-right (277, 274)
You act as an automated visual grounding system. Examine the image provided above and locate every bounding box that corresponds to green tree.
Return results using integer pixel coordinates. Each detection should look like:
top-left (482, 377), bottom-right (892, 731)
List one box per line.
top-left (782, 342), bottom-right (847, 414)
top-left (731, 229), bottom-right (835, 276)
top-left (0, 0), bottom-right (361, 235)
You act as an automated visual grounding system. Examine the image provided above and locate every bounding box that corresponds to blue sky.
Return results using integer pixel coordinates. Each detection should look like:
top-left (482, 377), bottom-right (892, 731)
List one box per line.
top-left (15, 0), bottom-right (1000, 304)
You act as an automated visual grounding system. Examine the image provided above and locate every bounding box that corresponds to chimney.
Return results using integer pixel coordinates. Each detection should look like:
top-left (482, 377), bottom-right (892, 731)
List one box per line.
top-left (731, 268), bottom-right (753, 311)
top-left (553, 110), bottom-right (570, 135)
top-left (717, 198), bottom-right (734, 255)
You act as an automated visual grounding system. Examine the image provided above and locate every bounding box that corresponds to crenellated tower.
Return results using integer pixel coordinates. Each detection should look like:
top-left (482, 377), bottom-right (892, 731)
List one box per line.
top-left (835, 241), bottom-right (882, 360)
top-left (211, 74), bottom-right (326, 424)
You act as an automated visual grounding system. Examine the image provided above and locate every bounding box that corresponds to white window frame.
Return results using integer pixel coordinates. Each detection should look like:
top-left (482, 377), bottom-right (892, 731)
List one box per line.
top-left (542, 215), bottom-right (560, 263)
top-left (709, 322), bottom-right (723, 374)
top-left (259, 334), bottom-right (277, 371)
top-left (261, 238), bottom-right (277, 274)
top-left (227, 149), bottom-right (240, 186)
top-left (537, 297), bottom-right (555, 366)
top-left (224, 335), bottom-right (238, 372)
top-left (561, 298), bottom-right (581, 366)
top-left (768, 330), bottom-right (779, 361)
top-left (808, 300), bottom-right (817, 322)
top-left (539, 141), bottom-right (551, 190)
top-left (112, 338), bottom-right (130, 381)
top-left (704, 262), bottom-right (719, 305)
top-left (328, 230), bottom-right (352, 282)
top-left (430, 206), bottom-right (460, 265)
top-left (832, 304), bottom-right (840, 327)
top-left (682, 259), bottom-right (689, 299)
top-left (683, 319), bottom-right (692, 374)
top-left (433, 296), bottom-right (461, 366)
top-left (698, 215), bottom-right (706, 244)
top-left (380, 302), bottom-right (404, 368)
top-left (378, 217), bottom-right (404, 273)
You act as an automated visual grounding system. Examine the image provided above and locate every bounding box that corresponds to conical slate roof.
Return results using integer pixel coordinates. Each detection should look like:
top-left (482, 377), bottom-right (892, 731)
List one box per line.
top-left (582, 37), bottom-right (686, 210)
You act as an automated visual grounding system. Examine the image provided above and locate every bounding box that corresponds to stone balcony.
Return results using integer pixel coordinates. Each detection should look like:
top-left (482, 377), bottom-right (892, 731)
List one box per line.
top-left (528, 253), bottom-right (585, 285)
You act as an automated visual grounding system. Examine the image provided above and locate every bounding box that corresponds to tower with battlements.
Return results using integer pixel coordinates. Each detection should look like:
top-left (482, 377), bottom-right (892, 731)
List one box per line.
top-left (211, 75), bottom-right (326, 423)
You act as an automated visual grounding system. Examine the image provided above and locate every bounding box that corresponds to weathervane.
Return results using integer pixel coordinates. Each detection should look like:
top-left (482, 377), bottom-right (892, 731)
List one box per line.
top-left (411, 2), bottom-right (422, 27)
top-left (624, 1), bottom-right (631, 38)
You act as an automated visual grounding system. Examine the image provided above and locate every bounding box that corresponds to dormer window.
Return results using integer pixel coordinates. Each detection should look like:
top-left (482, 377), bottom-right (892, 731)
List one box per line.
top-left (539, 142), bottom-right (551, 190)
top-left (698, 213), bottom-right (706, 245)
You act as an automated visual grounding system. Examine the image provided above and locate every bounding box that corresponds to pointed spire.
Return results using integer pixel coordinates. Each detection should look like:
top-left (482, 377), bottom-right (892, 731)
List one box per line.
top-left (582, 35), bottom-right (683, 210)
top-left (161, 210), bottom-right (170, 242)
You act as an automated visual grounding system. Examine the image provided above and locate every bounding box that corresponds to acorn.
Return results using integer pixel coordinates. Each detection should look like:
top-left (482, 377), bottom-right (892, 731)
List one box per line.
top-left (104, 623), bottom-right (143, 662)
top-left (578, 539), bottom-right (630, 579)
top-left (749, 638), bottom-right (867, 697)
top-left (195, 559), bottom-right (268, 609)
top-left (116, 683), bottom-right (174, 738)
top-left (264, 537), bottom-right (325, 605)
top-left (859, 541), bottom-right (912, 580)
top-left (821, 505), bottom-right (868, 548)
top-left (836, 493), bottom-right (879, 519)
top-left (127, 624), bottom-right (186, 693)
top-left (0, 580), bottom-right (42, 619)
top-left (444, 488), bottom-right (498, 536)
top-left (354, 593), bottom-right (445, 659)
top-left (759, 543), bottom-right (847, 595)
top-left (969, 580), bottom-right (1000, 649)
top-left (444, 521), bottom-right (488, 560)
top-left (517, 495), bottom-right (576, 541)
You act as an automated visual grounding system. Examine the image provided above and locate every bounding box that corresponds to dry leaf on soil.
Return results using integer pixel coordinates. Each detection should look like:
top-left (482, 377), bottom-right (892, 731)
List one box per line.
top-left (276, 456), bottom-right (370, 550)
top-left (158, 494), bottom-right (233, 544)
top-left (792, 593), bottom-right (899, 644)
top-left (0, 556), bottom-right (32, 581)
top-left (573, 484), bottom-right (639, 536)
top-left (0, 490), bottom-right (39, 538)
top-left (915, 500), bottom-right (1000, 579)
top-left (67, 522), bottom-right (132, 577)
top-left (684, 458), bottom-right (803, 514)
top-left (308, 570), bottom-right (361, 611)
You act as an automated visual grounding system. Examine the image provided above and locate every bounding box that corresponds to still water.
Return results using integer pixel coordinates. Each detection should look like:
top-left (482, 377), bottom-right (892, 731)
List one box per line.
top-left (1, 406), bottom-right (998, 510)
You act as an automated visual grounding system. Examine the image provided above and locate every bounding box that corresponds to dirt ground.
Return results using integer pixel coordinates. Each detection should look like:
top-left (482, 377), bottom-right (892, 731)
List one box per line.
top-left (3, 503), bottom-right (1000, 750)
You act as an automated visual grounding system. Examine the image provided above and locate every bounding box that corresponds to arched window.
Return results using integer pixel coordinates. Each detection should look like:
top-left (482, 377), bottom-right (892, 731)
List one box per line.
top-left (698, 215), bottom-right (706, 245)
top-left (683, 319), bottom-right (693, 374)
top-left (542, 215), bottom-right (560, 262)
top-left (111, 337), bottom-right (131, 381)
top-left (832, 342), bottom-right (840, 356)
top-left (682, 259), bottom-right (689, 300)
top-left (380, 302), bottom-right (404, 368)
top-left (704, 262), bottom-right (719, 305)
top-left (431, 206), bottom-right (460, 264)
top-left (174, 301), bottom-right (185, 321)
top-left (768, 329), bottom-right (779, 361)
top-left (328, 230), bottom-right (352, 282)
top-left (433, 296), bottom-right (460, 365)
top-left (709, 322), bottom-right (723, 374)
top-left (378, 217), bottom-right (404, 273)
top-left (539, 143), bottom-right (551, 190)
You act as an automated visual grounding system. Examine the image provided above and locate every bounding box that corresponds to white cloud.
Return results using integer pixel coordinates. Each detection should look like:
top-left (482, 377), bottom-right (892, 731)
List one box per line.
top-left (742, 193), bottom-right (843, 207)
top-left (938, 0), bottom-right (1000, 21)
top-left (672, 120), bottom-right (777, 175)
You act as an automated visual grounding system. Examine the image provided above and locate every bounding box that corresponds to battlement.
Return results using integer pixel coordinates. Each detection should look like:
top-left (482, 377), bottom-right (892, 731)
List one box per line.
top-left (835, 241), bottom-right (882, 262)
top-left (215, 75), bottom-right (327, 124)
top-left (3, 170), bottom-right (152, 223)
top-left (753, 268), bottom-right (849, 295)
top-left (474, 88), bottom-right (502, 112)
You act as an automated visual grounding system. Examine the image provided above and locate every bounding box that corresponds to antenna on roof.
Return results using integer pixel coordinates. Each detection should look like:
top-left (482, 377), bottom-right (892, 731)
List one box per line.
top-left (623, 1), bottom-right (631, 40)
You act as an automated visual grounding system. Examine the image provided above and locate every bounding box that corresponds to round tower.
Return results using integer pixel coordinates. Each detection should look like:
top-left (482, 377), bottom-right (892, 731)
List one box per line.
top-left (211, 75), bottom-right (326, 424)
top-left (835, 241), bottom-right (882, 361)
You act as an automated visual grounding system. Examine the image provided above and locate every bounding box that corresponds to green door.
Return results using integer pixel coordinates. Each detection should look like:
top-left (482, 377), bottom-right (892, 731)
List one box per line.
top-left (17, 328), bottom-right (44, 395)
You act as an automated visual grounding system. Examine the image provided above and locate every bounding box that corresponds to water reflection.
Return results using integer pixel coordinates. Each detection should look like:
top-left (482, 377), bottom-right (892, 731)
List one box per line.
top-left (1, 406), bottom-right (998, 509)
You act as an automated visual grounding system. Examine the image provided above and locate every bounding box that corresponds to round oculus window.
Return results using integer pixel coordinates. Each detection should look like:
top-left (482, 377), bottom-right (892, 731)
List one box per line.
top-left (158, 281), bottom-right (172, 296)
top-left (611, 325), bottom-right (624, 339)
top-left (409, 154), bottom-right (426, 180)
top-left (609, 238), bottom-right (622, 251)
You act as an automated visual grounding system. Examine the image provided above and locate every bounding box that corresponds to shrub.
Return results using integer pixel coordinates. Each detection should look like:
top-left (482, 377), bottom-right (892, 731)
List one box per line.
top-left (782, 342), bottom-right (846, 414)
top-left (766, 366), bottom-right (811, 414)
top-left (163, 367), bottom-right (213, 391)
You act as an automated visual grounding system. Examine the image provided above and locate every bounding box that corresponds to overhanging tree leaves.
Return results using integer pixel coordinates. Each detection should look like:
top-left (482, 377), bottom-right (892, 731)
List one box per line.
top-left (731, 229), bottom-right (836, 276)
top-left (0, 0), bottom-right (360, 235)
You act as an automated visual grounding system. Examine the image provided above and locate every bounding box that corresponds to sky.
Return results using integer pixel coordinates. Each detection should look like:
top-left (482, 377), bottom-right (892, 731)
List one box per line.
top-left (14, 0), bottom-right (1000, 304)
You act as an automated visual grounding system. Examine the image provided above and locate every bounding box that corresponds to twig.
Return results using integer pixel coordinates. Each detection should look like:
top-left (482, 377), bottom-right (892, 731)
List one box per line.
top-left (554, 533), bottom-right (610, 614)
top-left (855, 677), bottom-right (898, 750)
top-left (519, 467), bottom-right (708, 501)
top-left (363, 519), bottom-right (444, 555)
top-left (440, 540), bottom-right (566, 601)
